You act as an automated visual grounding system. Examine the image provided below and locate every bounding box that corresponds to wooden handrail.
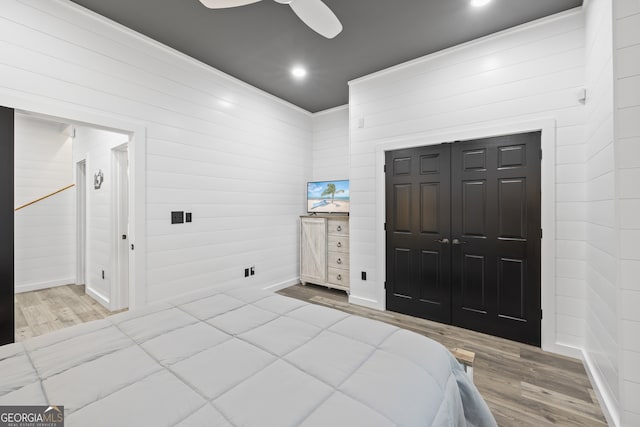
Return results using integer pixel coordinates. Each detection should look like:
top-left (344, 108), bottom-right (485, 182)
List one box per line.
top-left (15, 184), bottom-right (75, 211)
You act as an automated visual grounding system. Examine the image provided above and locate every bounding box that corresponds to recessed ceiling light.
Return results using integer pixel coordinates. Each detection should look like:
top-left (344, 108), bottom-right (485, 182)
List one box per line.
top-left (291, 66), bottom-right (307, 79)
top-left (470, 0), bottom-right (491, 7)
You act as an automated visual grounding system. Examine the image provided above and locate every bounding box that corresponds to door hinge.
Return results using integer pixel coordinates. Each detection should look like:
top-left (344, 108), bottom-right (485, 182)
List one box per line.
top-left (384, 222), bottom-right (387, 231)
top-left (540, 228), bottom-right (543, 239)
top-left (540, 149), bottom-right (543, 160)
top-left (384, 164), bottom-right (387, 173)
top-left (384, 281), bottom-right (387, 290)
top-left (540, 309), bottom-right (543, 320)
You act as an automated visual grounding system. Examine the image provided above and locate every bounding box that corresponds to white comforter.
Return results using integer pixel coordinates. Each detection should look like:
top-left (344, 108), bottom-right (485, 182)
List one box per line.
top-left (0, 286), bottom-right (497, 426)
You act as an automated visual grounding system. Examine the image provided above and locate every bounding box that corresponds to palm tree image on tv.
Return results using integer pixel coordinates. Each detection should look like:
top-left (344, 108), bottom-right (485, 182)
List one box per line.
top-left (321, 183), bottom-right (344, 206)
top-left (307, 180), bottom-right (350, 213)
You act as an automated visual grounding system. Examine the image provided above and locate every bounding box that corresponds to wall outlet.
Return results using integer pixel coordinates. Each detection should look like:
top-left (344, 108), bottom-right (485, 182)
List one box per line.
top-left (101, 270), bottom-right (105, 279)
top-left (171, 211), bottom-right (184, 224)
top-left (361, 271), bottom-right (367, 281)
top-left (185, 212), bottom-right (192, 223)
top-left (250, 266), bottom-right (255, 276)
top-left (244, 268), bottom-right (249, 277)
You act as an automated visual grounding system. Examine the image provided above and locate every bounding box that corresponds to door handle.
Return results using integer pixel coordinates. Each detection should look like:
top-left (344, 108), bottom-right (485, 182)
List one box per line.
top-left (452, 238), bottom-right (467, 245)
top-left (435, 238), bottom-right (450, 244)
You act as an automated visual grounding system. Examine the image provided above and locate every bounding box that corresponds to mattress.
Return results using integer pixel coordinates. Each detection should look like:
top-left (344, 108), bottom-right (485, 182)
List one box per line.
top-left (0, 285), bottom-right (497, 426)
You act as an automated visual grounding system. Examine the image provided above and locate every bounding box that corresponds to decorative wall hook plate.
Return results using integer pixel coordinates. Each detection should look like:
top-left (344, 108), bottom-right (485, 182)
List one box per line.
top-left (94, 169), bottom-right (104, 189)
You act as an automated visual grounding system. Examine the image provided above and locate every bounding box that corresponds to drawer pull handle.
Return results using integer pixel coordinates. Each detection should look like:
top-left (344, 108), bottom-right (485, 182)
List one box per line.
top-left (337, 274), bottom-right (342, 280)
top-left (337, 242), bottom-right (342, 248)
top-left (337, 225), bottom-right (342, 231)
top-left (337, 258), bottom-right (342, 264)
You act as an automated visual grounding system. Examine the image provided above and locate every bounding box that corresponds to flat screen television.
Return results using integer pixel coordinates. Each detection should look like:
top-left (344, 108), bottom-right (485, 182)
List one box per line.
top-left (307, 180), bottom-right (350, 214)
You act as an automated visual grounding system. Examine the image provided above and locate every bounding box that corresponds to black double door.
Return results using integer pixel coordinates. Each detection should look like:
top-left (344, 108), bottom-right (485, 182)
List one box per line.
top-left (385, 132), bottom-right (541, 346)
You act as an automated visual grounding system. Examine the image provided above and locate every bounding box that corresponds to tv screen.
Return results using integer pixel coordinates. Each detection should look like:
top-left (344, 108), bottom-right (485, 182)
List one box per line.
top-left (307, 180), bottom-right (350, 214)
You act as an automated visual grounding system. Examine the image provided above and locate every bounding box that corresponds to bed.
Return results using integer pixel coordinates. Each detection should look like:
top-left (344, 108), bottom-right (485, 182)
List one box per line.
top-left (0, 285), bottom-right (497, 426)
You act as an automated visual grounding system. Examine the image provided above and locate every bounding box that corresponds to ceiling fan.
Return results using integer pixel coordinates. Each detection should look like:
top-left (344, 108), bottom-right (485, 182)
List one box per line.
top-left (199, 0), bottom-right (343, 39)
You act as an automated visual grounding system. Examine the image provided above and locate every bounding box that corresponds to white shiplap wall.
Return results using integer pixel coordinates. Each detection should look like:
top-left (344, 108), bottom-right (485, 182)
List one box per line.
top-left (73, 126), bottom-right (128, 306)
top-left (311, 106), bottom-right (349, 181)
top-left (348, 10), bottom-right (586, 351)
top-left (583, 0), bottom-right (620, 424)
top-left (614, 0), bottom-right (640, 424)
top-left (0, 0), bottom-right (312, 303)
top-left (14, 115), bottom-right (72, 206)
top-left (14, 114), bottom-right (75, 292)
top-left (14, 191), bottom-right (75, 293)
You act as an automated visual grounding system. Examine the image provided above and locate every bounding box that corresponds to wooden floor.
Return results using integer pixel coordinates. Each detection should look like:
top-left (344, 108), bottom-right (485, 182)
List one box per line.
top-left (278, 284), bottom-right (607, 427)
top-left (14, 284), bottom-right (125, 342)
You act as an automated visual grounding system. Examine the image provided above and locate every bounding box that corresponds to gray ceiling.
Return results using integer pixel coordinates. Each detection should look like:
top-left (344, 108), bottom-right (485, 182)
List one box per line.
top-left (69, 0), bottom-right (583, 113)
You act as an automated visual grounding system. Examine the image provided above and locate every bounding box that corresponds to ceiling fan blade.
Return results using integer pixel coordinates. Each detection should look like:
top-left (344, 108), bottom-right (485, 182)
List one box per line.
top-left (199, 0), bottom-right (262, 9)
top-left (289, 0), bottom-right (342, 39)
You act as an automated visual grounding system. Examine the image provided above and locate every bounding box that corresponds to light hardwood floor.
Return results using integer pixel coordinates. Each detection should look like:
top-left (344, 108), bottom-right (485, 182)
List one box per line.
top-left (14, 284), bottom-right (125, 342)
top-left (278, 284), bottom-right (607, 427)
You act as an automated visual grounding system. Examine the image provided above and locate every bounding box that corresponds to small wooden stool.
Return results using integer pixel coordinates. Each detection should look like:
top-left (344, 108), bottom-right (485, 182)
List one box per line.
top-left (451, 348), bottom-right (475, 382)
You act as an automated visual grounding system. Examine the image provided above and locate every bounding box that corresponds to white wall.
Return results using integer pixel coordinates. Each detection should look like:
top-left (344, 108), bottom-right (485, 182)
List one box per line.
top-left (14, 114), bottom-right (76, 292)
top-left (614, 0), bottom-right (640, 424)
top-left (347, 10), bottom-right (586, 351)
top-left (14, 114), bottom-right (73, 206)
top-left (582, 0), bottom-right (620, 425)
top-left (311, 106), bottom-right (349, 181)
top-left (0, 0), bottom-right (312, 303)
top-left (73, 126), bottom-right (128, 307)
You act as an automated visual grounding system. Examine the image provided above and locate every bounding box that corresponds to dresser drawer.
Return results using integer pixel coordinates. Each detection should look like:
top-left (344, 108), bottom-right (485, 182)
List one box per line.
top-left (328, 267), bottom-right (350, 287)
top-left (328, 252), bottom-right (349, 269)
top-left (328, 219), bottom-right (349, 236)
top-left (327, 235), bottom-right (349, 253)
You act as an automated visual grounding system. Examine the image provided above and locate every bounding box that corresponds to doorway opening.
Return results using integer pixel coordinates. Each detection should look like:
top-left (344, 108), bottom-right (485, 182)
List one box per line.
top-left (385, 131), bottom-right (542, 346)
top-left (12, 112), bottom-right (133, 341)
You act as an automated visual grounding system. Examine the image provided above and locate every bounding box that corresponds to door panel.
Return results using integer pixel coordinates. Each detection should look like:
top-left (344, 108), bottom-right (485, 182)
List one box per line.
top-left (462, 181), bottom-right (486, 237)
top-left (451, 132), bottom-right (541, 346)
top-left (498, 178), bottom-right (527, 240)
top-left (461, 254), bottom-right (487, 313)
top-left (385, 131), bottom-right (541, 346)
top-left (0, 106), bottom-right (14, 345)
top-left (420, 183), bottom-right (440, 233)
top-left (385, 144), bottom-right (451, 323)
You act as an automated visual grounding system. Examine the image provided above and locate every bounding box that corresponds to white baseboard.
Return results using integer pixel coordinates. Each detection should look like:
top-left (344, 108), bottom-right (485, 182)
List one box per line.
top-left (582, 349), bottom-right (620, 427)
top-left (262, 277), bottom-right (300, 292)
top-left (85, 286), bottom-right (110, 310)
top-left (542, 341), bottom-right (583, 360)
top-left (348, 294), bottom-right (384, 311)
top-left (15, 278), bottom-right (75, 294)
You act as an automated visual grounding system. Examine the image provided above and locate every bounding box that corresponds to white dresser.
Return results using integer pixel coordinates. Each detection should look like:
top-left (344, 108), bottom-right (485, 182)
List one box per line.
top-left (300, 215), bottom-right (349, 293)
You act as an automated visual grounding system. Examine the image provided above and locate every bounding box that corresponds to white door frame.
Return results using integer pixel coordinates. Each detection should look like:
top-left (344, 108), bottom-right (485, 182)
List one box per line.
top-left (4, 91), bottom-right (148, 309)
top-left (75, 159), bottom-right (87, 286)
top-left (111, 143), bottom-right (129, 311)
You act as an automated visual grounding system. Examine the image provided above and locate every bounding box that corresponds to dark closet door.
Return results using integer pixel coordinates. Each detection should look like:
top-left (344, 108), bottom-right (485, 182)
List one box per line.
top-left (385, 144), bottom-right (452, 323)
top-left (385, 132), bottom-right (542, 346)
top-left (0, 106), bottom-right (14, 346)
top-left (451, 132), bottom-right (541, 346)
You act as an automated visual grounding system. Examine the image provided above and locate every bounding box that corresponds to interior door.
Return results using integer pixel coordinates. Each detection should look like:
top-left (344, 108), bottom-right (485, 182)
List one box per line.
top-left (451, 132), bottom-right (541, 345)
top-left (0, 106), bottom-right (14, 345)
top-left (385, 131), bottom-right (541, 346)
top-left (385, 144), bottom-right (451, 323)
